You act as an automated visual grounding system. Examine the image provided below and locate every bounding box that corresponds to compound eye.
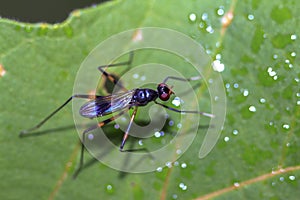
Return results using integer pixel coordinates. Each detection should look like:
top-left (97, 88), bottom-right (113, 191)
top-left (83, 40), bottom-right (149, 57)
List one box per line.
top-left (157, 83), bottom-right (172, 101)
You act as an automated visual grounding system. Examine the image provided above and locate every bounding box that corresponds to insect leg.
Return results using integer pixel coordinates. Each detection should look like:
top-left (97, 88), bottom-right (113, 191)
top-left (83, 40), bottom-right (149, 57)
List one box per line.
top-left (120, 107), bottom-right (138, 151)
top-left (74, 110), bottom-right (127, 178)
top-left (20, 94), bottom-right (101, 136)
top-left (162, 75), bottom-right (202, 84)
top-left (97, 52), bottom-right (134, 91)
top-left (154, 101), bottom-right (215, 118)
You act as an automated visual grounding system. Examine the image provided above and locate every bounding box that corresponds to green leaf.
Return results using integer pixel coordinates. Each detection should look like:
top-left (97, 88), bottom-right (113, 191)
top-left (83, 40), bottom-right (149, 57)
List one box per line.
top-left (1, 0), bottom-right (299, 200)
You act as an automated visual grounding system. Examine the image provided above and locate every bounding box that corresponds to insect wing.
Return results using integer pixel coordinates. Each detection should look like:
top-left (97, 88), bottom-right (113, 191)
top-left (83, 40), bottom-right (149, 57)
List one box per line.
top-left (79, 90), bottom-right (135, 118)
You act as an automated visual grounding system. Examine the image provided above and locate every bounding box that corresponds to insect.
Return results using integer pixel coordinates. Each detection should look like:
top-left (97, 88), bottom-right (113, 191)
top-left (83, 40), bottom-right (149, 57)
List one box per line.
top-left (20, 52), bottom-right (214, 175)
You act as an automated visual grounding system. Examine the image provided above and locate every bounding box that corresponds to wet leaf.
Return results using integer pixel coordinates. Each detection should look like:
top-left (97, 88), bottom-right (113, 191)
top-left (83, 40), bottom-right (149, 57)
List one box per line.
top-left (1, 0), bottom-right (299, 200)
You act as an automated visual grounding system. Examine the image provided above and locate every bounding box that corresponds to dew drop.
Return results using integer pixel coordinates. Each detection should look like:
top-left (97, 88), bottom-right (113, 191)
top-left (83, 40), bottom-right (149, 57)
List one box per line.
top-left (202, 13), bottom-right (208, 20)
top-left (169, 120), bottom-right (174, 126)
top-left (279, 176), bottom-right (284, 182)
top-left (177, 123), bottom-right (182, 129)
top-left (260, 98), bottom-right (266, 104)
top-left (233, 83), bottom-right (239, 88)
top-left (140, 75), bottom-right (146, 81)
top-left (225, 83), bottom-right (230, 89)
top-left (156, 167), bottom-right (163, 172)
top-left (217, 8), bottom-right (225, 16)
top-left (189, 13), bottom-right (197, 22)
top-left (224, 136), bottom-right (230, 142)
top-left (206, 26), bottom-right (214, 34)
top-left (243, 89), bottom-right (249, 97)
top-left (179, 182), bottom-right (188, 191)
top-left (176, 149), bottom-right (182, 155)
top-left (248, 14), bottom-right (254, 20)
top-left (172, 97), bottom-right (181, 106)
top-left (138, 140), bottom-right (143, 146)
top-left (249, 105), bottom-right (256, 112)
top-left (232, 129), bottom-right (239, 135)
top-left (172, 194), bottom-right (178, 199)
top-left (88, 133), bottom-right (94, 140)
top-left (282, 124), bottom-right (290, 130)
top-left (133, 73), bottom-right (139, 79)
top-left (212, 60), bottom-right (225, 72)
top-left (166, 161), bottom-right (172, 168)
top-left (291, 34), bottom-right (297, 40)
top-left (289, 175), bottom-right (296, 181)
top-left (291, 52), bottom-right (296, 57)
top-left (181, 163), bottom-right (187, 168)
top-left (234, 182), bottom-right (240, 187)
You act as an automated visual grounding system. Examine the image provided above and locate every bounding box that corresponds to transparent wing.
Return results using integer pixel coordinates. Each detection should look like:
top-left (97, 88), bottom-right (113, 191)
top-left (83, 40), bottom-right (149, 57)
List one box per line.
top-left (79, 90), bottom-right (135, 118)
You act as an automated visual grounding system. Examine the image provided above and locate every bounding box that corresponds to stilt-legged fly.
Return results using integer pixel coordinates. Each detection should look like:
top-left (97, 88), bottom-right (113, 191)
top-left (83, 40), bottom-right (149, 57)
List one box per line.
top-left (20, 52), bottom-right (214, 176)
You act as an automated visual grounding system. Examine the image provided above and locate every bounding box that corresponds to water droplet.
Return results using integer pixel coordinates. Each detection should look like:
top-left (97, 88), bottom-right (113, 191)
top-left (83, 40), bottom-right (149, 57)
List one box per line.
top-left (291, 34), bottom-right (297, 40)
top-left (166, 161), bottom-right (172, 168)
top-left (224, 136), bottom-right (230, 142)
top-left (179, 182), bottom-right (188, 191)
top-left (282, 124), bottom-right (290, 130)
top-left (249, 105), bottom-right (256, 112)
top-left (181, 163), bottom-right (187, 168)
top-left (176, 149), bottom-right (182, 155)
top-left (248, 14), bottom-right (254, 20)
top-left (289, 175), bottom-right (296, 181)
top-left (243, 89), bottom-right (249, 97)
top-left (114, 124), bottom-right (120, 129)
top-left (212, 60), bottom-right (225, 72)
top-left (297, 101), bottom-right (300, 105)
top-left (232, 129), bottom-right (239, 135)
top-left (172, 194), bottom-right (178, 199)
top-left (156, 167), bottom-right (163, 172)
top-left (133, 73), bottom-right (139, 79)
top-left (138, 140), bottom-right (143, 146)
top-left (279, 176), bottom-right (284, 182)
top-left (273, 54), bottom-right (278, 59)
top-left (189, 13), bottom-right (197, 22)
top-left (216, 53), bottom-right (222, 60)
top-left (291, 52), bottom-right (296, 57)
top-left (106, 184), bottom-right (114, 194)
top-left (154, 131), bottom-right (164, 138)
top-left (88, 133), bottom-right (94, 140)
top-left (206, 26), bottom-right (214, 34)
top-left (234, 182), bottom-right (240, 187)
top-left (270, 6), bottom-right (292, 24)
top-left (177, 123), bottom-right (182, 129)
top-left (169, 120), bottom-right (174, 126)
top-left (202, 13), bottom-right (208, 20)
top-left (217, 8), bottom-right (224, 16)
top-left (233, 83), bottom-right (239, 88)
top-left (260, 98), bottom-right (266, 103)
top-left (174, 161), bottom-right (179, 166)
top-left (172, 97), bottom-right (181, 106)
top-left (225, 83), bottom-right (230, 89)
top-left (140, 75), bottom-right (146, 81)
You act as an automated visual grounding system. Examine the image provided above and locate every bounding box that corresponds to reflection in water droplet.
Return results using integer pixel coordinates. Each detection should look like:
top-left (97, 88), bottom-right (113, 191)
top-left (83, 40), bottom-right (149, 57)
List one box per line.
top-left (249, 105), bottom-right (256, 112)
top-left (248, 14), bottom-right (254, 20)
top-left (189, 13), bottom-right (197, 22)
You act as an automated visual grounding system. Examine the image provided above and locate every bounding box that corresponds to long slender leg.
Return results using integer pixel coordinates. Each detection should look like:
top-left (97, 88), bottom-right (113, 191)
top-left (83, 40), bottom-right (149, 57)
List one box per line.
top-left (97, 52), bottom-right (134, 91)
top-left (154, 101), bottom-right (215, 118)
top-left (120, 107), bottom-right (138, 151)
top-left (162, 75), bottom-right (201, 84)
top-left (20, 94), bottom-right (101, 136)
top-left (74, 110), bottom-right (127, 178)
